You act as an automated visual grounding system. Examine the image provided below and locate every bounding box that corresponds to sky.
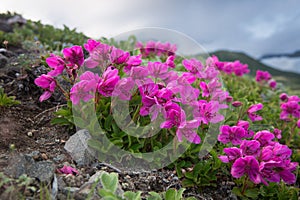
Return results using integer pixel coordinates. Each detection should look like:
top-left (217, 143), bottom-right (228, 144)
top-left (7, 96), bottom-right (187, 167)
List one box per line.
top-left (1, 0), bottom-right (300, 60)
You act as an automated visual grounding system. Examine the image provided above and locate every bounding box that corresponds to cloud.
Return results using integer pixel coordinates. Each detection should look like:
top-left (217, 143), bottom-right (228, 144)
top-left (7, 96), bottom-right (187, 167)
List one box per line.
top-left (1, 0), bottom-right (300, 58)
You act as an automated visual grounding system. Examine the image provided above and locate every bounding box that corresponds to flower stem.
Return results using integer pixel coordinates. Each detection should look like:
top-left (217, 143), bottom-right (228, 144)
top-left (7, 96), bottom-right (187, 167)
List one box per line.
top-left (287, 122), bottom-right (297, 146)
top-left (241, 176), bottom-right (249, 195)
top-left (55, 80), bottom-right (69, 100)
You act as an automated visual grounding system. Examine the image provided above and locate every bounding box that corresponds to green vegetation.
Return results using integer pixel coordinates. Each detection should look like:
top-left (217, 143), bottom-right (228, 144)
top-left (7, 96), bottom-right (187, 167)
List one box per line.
top-left (211, 50), bottom-right (300, 93)
top-left (0, 12), bottom-right (88, 51)
top-left (0, 87), bottom-right (20, 107)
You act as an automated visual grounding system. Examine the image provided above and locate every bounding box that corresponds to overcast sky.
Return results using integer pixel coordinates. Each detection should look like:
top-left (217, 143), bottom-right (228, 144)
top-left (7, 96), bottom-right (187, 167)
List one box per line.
top-left (1, 0), bottom-right (300, 59)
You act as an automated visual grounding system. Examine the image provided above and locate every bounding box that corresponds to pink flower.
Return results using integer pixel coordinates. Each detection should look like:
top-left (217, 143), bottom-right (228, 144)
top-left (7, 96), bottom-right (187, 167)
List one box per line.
top-left (176, 111), bottom-right (201, 144)
top-left (34, 74), bottom-right (56, 102)
top-left (247, 103), bottom-right (263, 122)
top-left (273, 128), bottom-right (282, 139)
top-left (236, 120), bottom-right (254, 138)
top-left (240, 140), bottom-right (261, 156)
top-left (231, 156), bottom-right (261, 184)
top-left (232, 60), bottom-right (250, 76)
top-left (199, 79), bottom-right (221, 98)
top-left (259, 161), bottom-right (281, 185)
top-left (161, 102), bottom-right (182, 128)
top-left (206, 55), bottom-right (223, 69)
top-left (97, 67), bottom-right (120, 97)
top-left (110, 47), bottom-right (130, 64)
top-left (279, 93), bottom-right (288, 101)
top-left (288, 95), bottom-right (300, 102)
top-left (256, 70), bottom-right (272, 82)
top-left (193, 100), bottom-right (225, 124)
top-left (218, 125), bottom-right (246, 145)
top-left (84, 43), bottom-right (111, 69)
top-left (57, 165), bottom-right (78, 175)
top-left (182, 58), bottom-right (204, 78)
top-left (84, 39), bottom-right (100, 53)
top-left (112, 77), bottom-right (135, 100)
top-left (297, 119), bottom-right (300, 128)
top-left (147, 61), bottom-right (169, 80)
top-left (46, 54), bottom-right (65, 77)
top-left (253, 130), bottom-right (274, 147)
top-left (269, 79), bottom-right (277, 89)
top-left (280, 101), bottom-right (300, 120)
top-left (124, 55), bottom-right (142, 73)
top-left (178, 85), bottom-right (199, 105)
top-left (219, 147), bottom-right (242, 163)
top-left (165, 55), bottom-right (175, 68)
top-left (70, 81), bottom-right (95, 105)
top-left (63, 46), bottom-right (84, 67)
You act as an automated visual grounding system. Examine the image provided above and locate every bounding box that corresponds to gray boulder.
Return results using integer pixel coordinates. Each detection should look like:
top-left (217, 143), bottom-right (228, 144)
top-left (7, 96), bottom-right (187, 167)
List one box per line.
top-left (64, 129), bottom-right (96, 166)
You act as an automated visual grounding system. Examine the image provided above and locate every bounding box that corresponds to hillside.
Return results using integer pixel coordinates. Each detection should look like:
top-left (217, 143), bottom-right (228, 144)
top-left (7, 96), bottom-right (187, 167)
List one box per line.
top-left (210, 50), bottom-right (300, 91)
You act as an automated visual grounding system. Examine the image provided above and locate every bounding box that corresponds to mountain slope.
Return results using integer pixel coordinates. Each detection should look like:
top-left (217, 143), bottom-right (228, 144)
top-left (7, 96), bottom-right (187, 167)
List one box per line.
top-left (210, 50), bottom-right (300, 91)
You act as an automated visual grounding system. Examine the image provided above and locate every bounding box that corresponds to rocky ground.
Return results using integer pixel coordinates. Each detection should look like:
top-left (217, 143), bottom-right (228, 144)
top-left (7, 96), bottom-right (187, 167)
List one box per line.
top-left (0, 16), bottom-right (237, 200)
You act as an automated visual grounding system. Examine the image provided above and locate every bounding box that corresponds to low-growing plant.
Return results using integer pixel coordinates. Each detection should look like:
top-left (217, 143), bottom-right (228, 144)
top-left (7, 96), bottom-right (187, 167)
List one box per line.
top-left (34, 36), bottom-right (299, 199)
top-left (0, 87), bottom-right (20, 107)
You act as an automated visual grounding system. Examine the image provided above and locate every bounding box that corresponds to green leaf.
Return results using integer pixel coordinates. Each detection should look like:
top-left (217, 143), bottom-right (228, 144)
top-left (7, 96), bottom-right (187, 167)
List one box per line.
top-left (147, 192), bottom-right (162, 200)
top-left (123, 191), bottom-right (142, 200)
top-left (100, 172), bottom-right (118, 193)
top-left (232, 187), bottom-right (243, 197)
top-left (98, 189), bottom-right (118, 200)
top-left (165, 189), bottom-right (176, 200)
top-left (244, 188), bottom-right (259, 199)
top-left (182, 179), bottom-right (196, 188)
top-left (176, 188), bottom-right (185, 199)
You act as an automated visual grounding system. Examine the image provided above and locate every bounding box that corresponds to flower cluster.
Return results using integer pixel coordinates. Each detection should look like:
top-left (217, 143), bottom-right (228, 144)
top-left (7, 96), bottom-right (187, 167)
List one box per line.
top-left (207, 55), bottom-right (250, 77)
top-left (34, 45), bottom-right (84, 101)
top-left (136, 40), bottom-right (177, 58)
top-left (218, 121), bottom-right (298, 185)
top-left (255, 70), bottom-right (277, 89)
top-left (279, 93), bottom-right (300, 121)
top-left (35, 39), bottom-right (233, 144)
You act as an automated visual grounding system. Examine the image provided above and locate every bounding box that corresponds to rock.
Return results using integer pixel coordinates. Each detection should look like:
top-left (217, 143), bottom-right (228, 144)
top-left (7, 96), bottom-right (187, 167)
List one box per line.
top-left (4, 153), bottom-right (55, 184)
top-left (53, 154), bottom-right (65, 163)
top-left (0, 54), bottom-right (8, 68)
top-left (0, 48), bottom-right (16, 58)
top-left (7, 15), bottom-right (27, 25)
top-left (64, 129), bottom-right (95, 166)
top-left (0, 15), bottom-right (26, 33)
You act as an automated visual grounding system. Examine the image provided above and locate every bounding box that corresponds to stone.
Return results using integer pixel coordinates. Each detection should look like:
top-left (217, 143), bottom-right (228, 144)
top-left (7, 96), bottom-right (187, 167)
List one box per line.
top-left (4, 153), bottom-right (55, 184)
top-left (64, 129), bottom-right (95, 166)
top-left (0, 54), bottom-right (8, 68)
top-left (0, 48), bottom-right (16, 58)
top-left (53, 154), bottom-right (65, 163)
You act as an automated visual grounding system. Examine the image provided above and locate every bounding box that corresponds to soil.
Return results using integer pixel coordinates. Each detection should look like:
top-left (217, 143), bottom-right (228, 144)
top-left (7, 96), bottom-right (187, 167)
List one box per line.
top-left (0, 46), bottom-right (236, 200)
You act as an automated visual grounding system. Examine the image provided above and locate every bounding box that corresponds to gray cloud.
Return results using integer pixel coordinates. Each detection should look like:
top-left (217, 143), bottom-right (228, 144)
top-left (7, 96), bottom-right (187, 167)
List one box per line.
top-left (1, 0), bottom-right (299, 58)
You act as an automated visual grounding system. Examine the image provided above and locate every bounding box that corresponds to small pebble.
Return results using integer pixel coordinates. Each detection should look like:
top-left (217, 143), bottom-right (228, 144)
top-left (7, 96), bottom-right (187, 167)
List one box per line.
top-left (27, 131), bottom-right (33, 137)
top-left (41, 153), bottom-right (48, 160)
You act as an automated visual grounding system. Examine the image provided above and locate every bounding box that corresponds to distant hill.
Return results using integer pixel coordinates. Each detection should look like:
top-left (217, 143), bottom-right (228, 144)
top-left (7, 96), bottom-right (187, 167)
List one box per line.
top-left (260, 50), bottom-right (300, 59)
top-left (209, 50), bottom-right (300, 91)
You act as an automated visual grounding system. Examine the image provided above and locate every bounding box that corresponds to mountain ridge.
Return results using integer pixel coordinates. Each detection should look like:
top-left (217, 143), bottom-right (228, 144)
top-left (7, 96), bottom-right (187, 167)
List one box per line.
top-left (208, 50), bottom-right (300, 91)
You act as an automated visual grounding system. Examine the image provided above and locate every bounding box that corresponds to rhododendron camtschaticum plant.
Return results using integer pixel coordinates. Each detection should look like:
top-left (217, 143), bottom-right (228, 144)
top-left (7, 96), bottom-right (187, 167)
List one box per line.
top-left (34, 37), bottom-right (299, 197)
top-left (35, 39), bottom-right (237, 144)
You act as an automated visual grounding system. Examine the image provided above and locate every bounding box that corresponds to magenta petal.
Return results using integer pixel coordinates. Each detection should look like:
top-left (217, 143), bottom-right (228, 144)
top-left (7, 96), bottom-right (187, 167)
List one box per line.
top-left (39, 91), bottom-right (52, 102)
top-left (58, 165), bottom-right (79, 175)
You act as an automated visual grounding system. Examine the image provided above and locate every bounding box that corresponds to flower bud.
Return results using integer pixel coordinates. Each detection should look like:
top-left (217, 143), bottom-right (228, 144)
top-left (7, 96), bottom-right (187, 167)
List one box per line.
top-left (232, 101), bottom-right (242, 107)
top-left (279, 93), bottom-right (288, 101)
top-left (269, 79), bottom-right (277, 89)
top-left (226, 96), bottom-right (233, 102)
top-left (297, 119), bottom-right (300, 129)
top-left (273, 128), bottom-right (282, 139)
